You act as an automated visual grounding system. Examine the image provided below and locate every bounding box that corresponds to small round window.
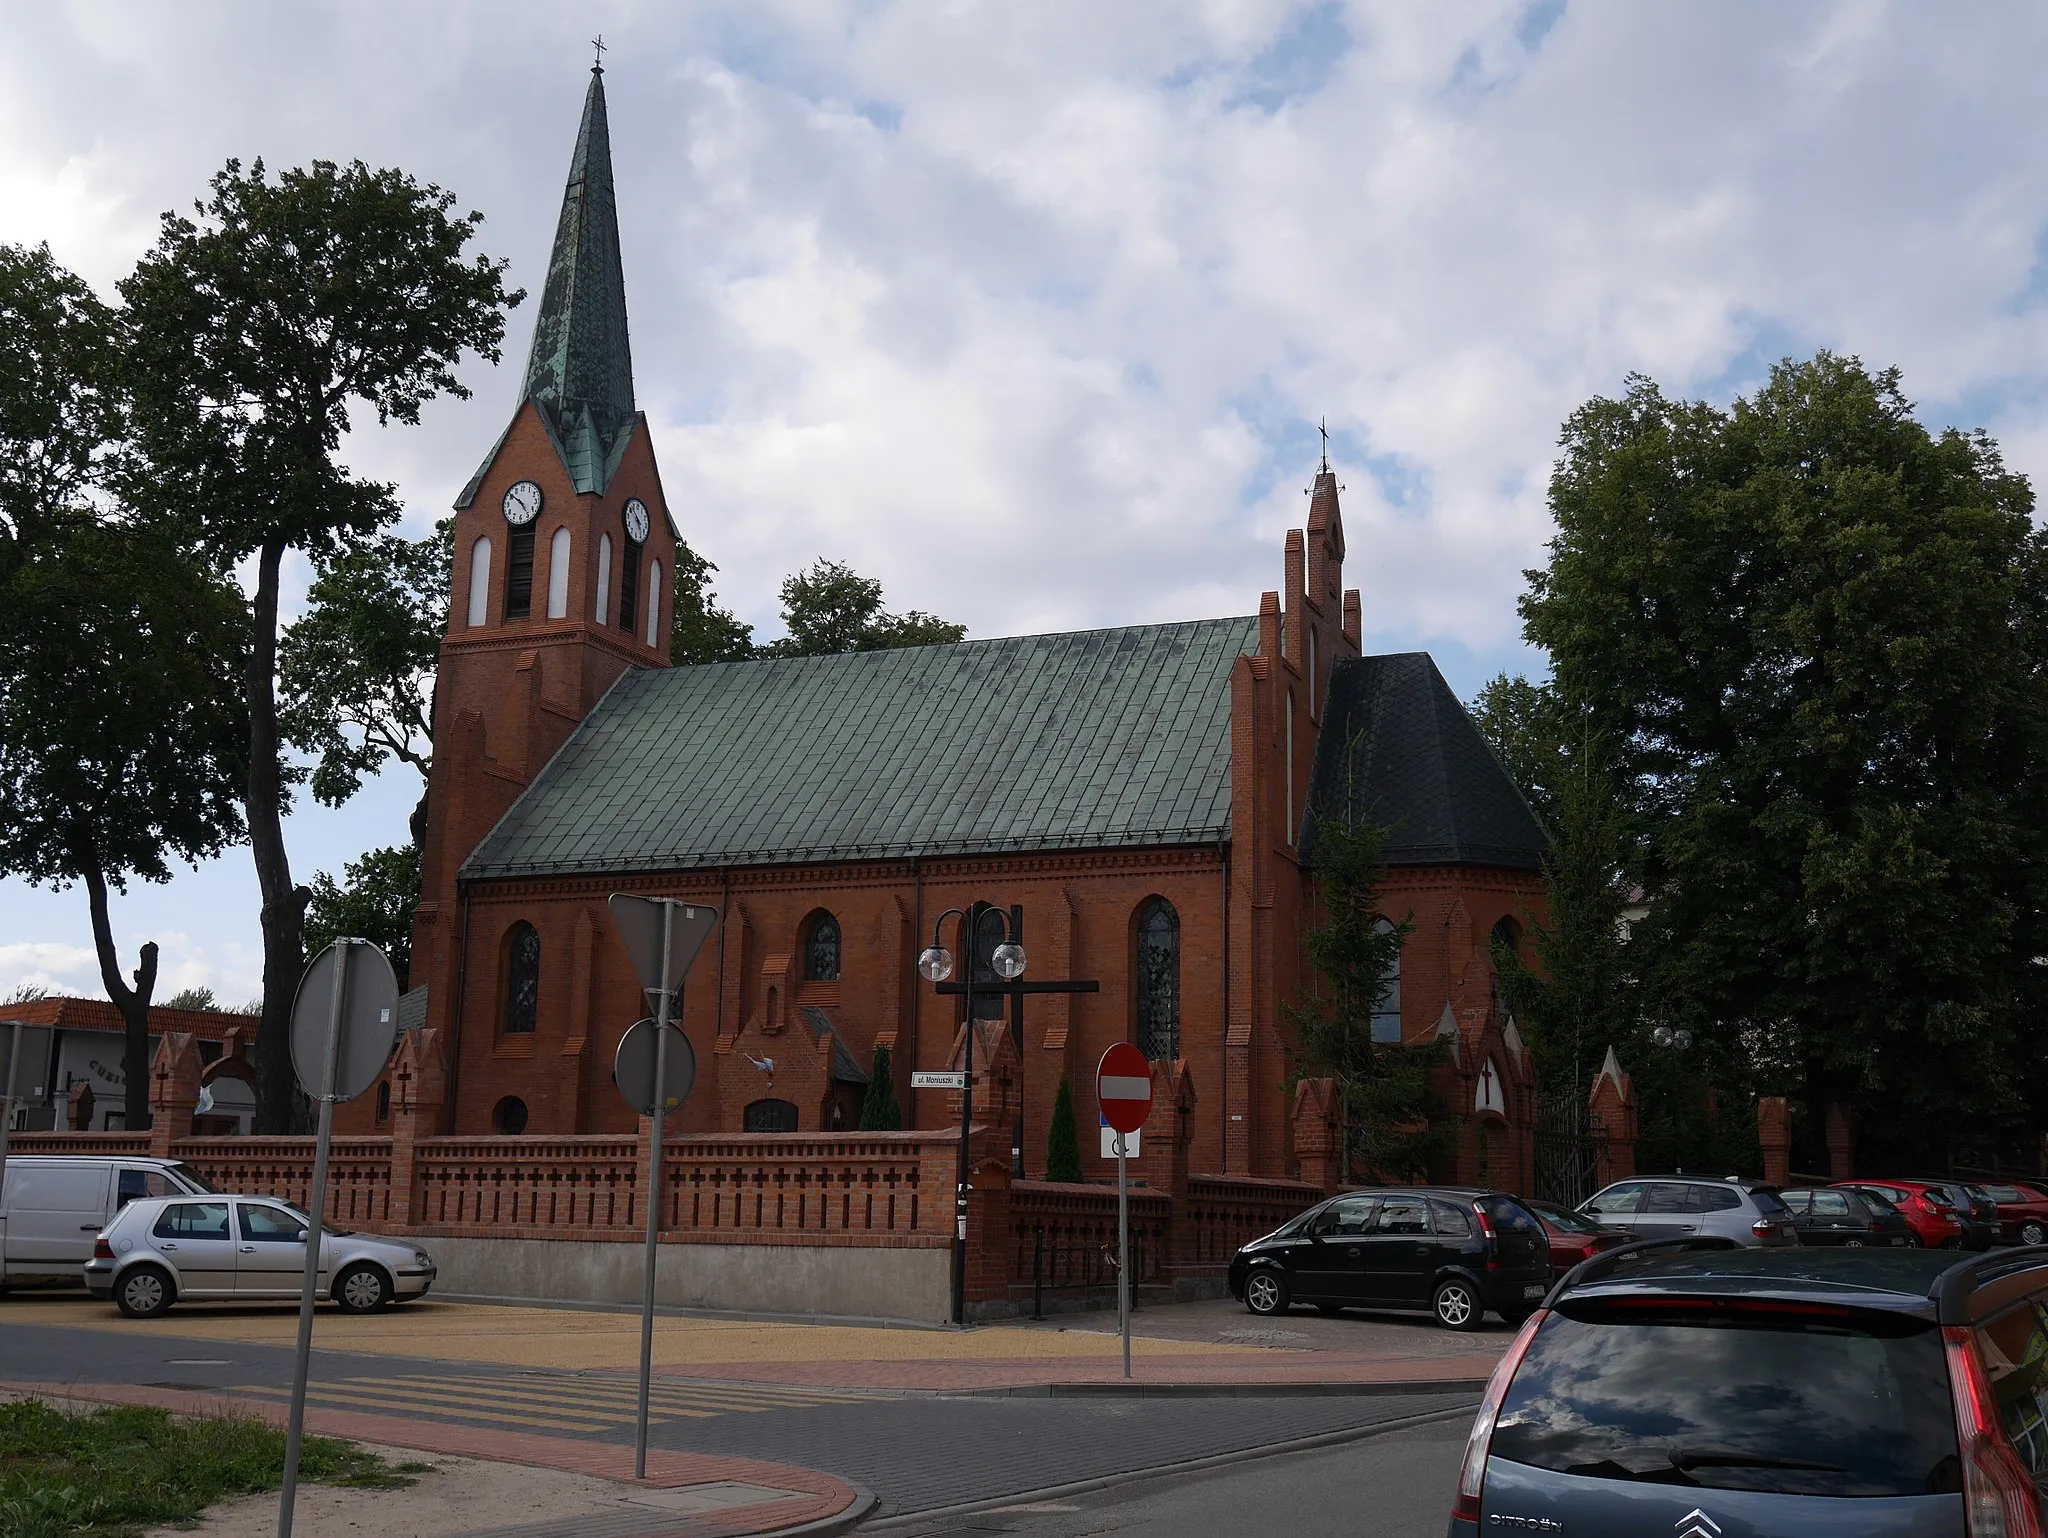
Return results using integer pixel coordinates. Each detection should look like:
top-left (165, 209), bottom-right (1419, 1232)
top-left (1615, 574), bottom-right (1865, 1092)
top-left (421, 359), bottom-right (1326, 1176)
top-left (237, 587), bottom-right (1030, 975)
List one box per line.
top-left (493, 1096), bottom-right (529, 1135)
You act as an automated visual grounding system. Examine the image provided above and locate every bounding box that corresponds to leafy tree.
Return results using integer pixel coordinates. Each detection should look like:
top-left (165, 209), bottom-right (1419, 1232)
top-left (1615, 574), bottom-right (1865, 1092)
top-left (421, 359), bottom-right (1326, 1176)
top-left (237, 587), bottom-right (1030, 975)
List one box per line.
top-left (303, 844), bottom-right (420, 983)
top-left (0, 244), bottom-right (248, 1130)
top-left (1045, 1073), bottom-right (1083, 1182)
top-left (280, 522), bottom-right (449, 845)
top-left (3, 985), bottom-right (52, 1006)
top-left (669, 541), bottom-right (756, 665)
top-left (161, 988), bottom-right (218, 1011)
top-left (858, 1044), bottom-right (902, 1130)
top-left (121, 158), bottom-right (518, 1130)
top-left (766, 560), bottom-right (965, 657)
top-left (1523, 355), bottom-right (2048, 1169)
top-left (1291, 809), bottom-right (1447, 1180)
top-left (1469, 673), bottom-right (1564, 821)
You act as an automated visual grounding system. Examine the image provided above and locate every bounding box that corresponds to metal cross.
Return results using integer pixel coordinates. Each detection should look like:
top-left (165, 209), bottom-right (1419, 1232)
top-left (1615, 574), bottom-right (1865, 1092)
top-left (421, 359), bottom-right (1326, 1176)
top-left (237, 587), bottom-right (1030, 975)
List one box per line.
top-left (1319, 416), bottom-right (1330, 473)
top-left (592, 34), bottom-right (608, 70)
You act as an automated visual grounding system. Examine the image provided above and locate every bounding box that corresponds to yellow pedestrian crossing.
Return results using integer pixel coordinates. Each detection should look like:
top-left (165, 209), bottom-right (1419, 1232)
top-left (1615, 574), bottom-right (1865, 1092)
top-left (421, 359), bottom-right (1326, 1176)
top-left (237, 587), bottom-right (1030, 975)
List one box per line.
top-left (230, 1372), bottom-right (893, 1433)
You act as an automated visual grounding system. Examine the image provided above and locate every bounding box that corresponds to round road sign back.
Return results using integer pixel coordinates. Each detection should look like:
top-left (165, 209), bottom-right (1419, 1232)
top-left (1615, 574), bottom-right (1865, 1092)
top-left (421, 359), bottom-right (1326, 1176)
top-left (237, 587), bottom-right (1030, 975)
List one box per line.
top-left (289, 940), bottom-right (400, 1103)
top-left (613, 1018), bottom-right (697, 1116)
top-left (1096, 1042), bottom-right (1152, 1135)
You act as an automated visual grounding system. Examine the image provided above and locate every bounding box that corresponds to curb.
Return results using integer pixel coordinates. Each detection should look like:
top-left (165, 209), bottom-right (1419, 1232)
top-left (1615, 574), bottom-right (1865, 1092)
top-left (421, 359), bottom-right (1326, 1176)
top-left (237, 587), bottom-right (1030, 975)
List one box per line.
top-left (427, 1293), bottom-right (953, 1333)
top-left (957, 1377), bottom-right (1491, 1398)
top-left (762, 1485), bottom-right (878, 1538)
top-left (858, 1399), bottom-right (1479, 1529)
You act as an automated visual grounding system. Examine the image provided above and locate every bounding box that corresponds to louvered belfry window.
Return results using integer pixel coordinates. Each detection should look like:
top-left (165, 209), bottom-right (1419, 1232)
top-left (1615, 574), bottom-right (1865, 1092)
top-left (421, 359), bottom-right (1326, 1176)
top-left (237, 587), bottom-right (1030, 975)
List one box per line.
top-left (1135, 898), bottom-right (1180, 1060)
top-left (505, 525), bottom-right (535, 619)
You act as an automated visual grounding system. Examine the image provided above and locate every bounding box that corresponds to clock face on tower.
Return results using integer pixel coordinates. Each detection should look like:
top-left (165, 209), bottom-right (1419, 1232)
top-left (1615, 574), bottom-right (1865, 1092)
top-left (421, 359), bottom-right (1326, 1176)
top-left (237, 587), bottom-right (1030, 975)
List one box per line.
top-left (623, 498), bottom-right (650, 543)
top-left (503, 481), bottom-right (543, 525)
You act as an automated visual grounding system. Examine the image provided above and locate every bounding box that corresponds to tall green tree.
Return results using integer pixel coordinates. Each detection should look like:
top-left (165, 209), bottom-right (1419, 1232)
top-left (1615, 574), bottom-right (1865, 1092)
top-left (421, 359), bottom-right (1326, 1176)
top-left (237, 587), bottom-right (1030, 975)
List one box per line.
top-left (302, 844), bottom-right (420, 981)
top-left (858, 1044), bottom-right (902, 1131)
top-left (1523, 355), bottom-right (2048, 1167)
top-left (1291, 810), bottom-right (1446, 1180)
top-left (121, 159), bottom-right (518, 1130)
top-left (0, 244), bottom-right (248, 1130)
top-left (1045, 1073), bottom-right (1083, 1183)
top-left (669, 541), bottom-right (756, 665)
top-left (1469, 673), bottom-right (1565, 821)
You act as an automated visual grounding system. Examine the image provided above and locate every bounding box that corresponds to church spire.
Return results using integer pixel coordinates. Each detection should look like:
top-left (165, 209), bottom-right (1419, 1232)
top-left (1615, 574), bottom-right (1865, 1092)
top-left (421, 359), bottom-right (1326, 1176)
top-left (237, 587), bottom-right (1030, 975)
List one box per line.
top-left (519, 62), bottom-right (636, 486)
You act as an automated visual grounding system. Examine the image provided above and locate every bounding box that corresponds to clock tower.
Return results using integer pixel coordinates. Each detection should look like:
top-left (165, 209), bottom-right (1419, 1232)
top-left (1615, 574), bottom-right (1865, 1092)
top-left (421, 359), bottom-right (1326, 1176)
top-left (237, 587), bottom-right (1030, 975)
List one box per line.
top-left (408, 60), bottom-right (677, 1036)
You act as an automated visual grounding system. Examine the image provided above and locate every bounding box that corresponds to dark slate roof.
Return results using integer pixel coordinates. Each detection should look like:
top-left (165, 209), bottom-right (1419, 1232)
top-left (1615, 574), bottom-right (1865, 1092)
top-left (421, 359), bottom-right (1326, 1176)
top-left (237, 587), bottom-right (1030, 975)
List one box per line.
top-left (462, 617), bottom-right (1258, 878)
top-left (800, 1007), bottom-right (869, 1085)
top-left (1304, 652), bottom-right (1548, 872)
top-left (458, 66), bottom-right (638, 505)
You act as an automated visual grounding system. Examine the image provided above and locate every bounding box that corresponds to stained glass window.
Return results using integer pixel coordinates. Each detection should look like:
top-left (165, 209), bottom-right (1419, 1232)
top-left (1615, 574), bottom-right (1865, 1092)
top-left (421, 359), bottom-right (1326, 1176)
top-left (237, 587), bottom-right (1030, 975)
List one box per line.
top-left (745, 1099), bottom-right (799, 1133)
top-left (504, 923), bottom-right (540, 1034)
top-left (1136, 899), bottom-right (1180, 1061)
top-left (1370, 917), bottom-right (1401, 1043)
top-left (805, 912), bottom-right (841, 981)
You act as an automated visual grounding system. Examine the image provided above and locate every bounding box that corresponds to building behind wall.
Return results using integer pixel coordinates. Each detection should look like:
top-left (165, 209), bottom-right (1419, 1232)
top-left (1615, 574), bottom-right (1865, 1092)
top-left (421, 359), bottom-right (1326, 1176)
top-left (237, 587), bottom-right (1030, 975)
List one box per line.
top-left (355, 57), bottom-right (1553, 1190)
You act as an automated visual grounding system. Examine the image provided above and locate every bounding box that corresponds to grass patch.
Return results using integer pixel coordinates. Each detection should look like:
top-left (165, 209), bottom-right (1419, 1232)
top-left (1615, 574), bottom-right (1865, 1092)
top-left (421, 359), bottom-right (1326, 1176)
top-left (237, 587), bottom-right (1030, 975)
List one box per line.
top-left (0, 1397), bottom-right (419, 1538)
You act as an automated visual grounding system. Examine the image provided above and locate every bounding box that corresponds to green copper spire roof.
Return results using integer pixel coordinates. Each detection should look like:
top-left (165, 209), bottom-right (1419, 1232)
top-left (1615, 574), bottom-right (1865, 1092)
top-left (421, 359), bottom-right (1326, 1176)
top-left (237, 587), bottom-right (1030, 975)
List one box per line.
top-left (457, 65), bottom-right (639, 506)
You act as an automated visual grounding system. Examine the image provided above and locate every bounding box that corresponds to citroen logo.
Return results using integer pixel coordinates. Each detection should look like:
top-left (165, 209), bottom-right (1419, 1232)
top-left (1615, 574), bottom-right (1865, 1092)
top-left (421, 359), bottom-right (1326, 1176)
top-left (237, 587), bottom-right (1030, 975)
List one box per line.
top-left (1676, 1511), bottom-right (1722, 1538)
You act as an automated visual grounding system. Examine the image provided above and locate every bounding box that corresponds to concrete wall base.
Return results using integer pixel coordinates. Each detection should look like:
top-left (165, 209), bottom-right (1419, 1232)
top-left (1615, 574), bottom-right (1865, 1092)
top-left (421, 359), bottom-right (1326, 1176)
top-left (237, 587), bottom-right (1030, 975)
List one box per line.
top-left (420, 1236), bottom-right (953, 1324)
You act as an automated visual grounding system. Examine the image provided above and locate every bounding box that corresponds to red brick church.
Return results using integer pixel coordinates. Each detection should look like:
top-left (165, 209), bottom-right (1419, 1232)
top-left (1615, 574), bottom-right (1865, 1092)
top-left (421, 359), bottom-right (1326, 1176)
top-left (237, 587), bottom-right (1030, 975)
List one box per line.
top-left (367, 64), bottom-right (1552, 1192)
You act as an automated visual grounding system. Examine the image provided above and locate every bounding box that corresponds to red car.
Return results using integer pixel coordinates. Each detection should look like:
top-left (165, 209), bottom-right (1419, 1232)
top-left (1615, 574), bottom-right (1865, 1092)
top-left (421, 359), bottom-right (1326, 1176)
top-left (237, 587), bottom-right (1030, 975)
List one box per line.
top-left (1980, 1180), bottom-right (2048, 1246)
top-left (1836, 1180), bottom-right (1965, 1249)
top-left (1522, 1198), bottom-right (1631, 1277)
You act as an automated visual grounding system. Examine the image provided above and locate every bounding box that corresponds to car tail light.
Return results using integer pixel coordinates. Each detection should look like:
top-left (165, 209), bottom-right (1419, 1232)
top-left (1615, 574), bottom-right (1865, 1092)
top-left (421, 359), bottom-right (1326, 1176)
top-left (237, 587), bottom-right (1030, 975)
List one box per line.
top-left (1945, 1326), bottom-right (2046, 1538)
top-left (92, 1238), bottom-right (114, 1260)
top-left (1451, 1309), bottom-right (1546, 1524)
top-left (1473, 1204), bottom-right (1496, 1240)
top-left (1752, 1219), bottom-right (1776, 1238)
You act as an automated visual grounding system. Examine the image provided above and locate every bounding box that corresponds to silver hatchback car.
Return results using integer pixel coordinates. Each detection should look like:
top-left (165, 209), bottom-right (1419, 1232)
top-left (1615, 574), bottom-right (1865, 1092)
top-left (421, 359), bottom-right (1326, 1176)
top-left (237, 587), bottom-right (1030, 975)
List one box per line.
top-left (1579, 1175), bottom-right (1799, 1247)
top-left (83, 1194), bottom-right (437, 1317)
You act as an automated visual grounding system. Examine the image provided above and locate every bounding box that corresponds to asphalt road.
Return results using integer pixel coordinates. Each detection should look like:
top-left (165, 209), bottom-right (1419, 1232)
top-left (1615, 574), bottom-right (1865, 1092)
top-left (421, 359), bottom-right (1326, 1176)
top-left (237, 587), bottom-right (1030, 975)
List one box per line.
top-left (872, 1412), bottom-right (1468, 1537)
top-left (0, 1305), bottom-right (1477, 1521)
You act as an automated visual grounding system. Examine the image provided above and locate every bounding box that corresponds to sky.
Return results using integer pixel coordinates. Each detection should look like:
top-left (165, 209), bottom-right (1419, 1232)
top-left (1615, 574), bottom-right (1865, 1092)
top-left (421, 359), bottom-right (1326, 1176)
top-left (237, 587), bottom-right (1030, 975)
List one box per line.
top-left (4, 0), bottom-right (2048, 1006)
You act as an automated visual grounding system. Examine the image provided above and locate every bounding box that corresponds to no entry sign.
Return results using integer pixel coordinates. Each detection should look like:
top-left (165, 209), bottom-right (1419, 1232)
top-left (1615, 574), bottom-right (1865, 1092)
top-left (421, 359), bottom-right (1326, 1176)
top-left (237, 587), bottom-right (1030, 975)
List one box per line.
top-left (1096, 1042), bottom-right (1152, 1135)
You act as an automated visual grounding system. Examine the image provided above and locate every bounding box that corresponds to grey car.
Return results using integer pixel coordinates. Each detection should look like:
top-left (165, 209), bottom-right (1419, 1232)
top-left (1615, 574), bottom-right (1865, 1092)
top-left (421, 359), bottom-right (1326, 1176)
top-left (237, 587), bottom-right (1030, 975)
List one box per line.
top-left (1579, 1175), bottom-right (1799, 1247)
top-left (82, 1194), bottom-right (436, 1317)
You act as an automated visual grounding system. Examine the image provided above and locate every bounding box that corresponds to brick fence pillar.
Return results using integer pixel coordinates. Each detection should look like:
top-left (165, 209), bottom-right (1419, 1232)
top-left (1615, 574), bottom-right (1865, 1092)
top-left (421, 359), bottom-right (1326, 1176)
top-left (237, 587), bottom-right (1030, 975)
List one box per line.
top-left (963, 1155), bottom-right (1013, 1310)
top-left (1291, 1078), bottom-right (1340, 1192)
top-left (147, 1033), bottom-right (202, 1157)
top-left (387, 1027), bottom-right (446, 1227)
top-left (1156, 1060), bottom-right (1198, 1273)
top-left (1825, 1101), bottom-right (1855, 1182)
top-left (1588, 1048), bottom-right (1637, 1187)
top-left (1757, 1096), bottom-right (1792, 1187)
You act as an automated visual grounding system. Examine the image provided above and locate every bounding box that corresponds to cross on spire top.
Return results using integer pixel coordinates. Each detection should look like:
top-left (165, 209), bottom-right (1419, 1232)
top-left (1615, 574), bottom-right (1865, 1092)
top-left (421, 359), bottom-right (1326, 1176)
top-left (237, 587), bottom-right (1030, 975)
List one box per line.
top-left (591, 33), bottom-right (607, 72)
top-left (1319, 416), bottom-right (1330, 473)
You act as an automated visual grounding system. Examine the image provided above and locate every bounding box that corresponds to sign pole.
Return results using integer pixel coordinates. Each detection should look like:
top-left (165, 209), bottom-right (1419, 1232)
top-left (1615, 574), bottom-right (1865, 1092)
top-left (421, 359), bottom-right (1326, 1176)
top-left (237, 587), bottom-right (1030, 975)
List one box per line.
top-left (634, 905), bottom-right (675, 1481)
top-left (1117, 1129), bottom-right (1131, 1380)
top-left (279, 939), bottom-right (350, 1538)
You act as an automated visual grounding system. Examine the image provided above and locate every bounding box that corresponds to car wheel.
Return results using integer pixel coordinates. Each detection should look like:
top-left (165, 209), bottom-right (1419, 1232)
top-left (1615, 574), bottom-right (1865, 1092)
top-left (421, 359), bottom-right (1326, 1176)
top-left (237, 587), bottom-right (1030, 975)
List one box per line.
top-left (2021, 1222), bottom-right (2046, 1247)
top-left (1905, 1233), bottom-right (1923, 1248)
top-left (116, 1265), bottom-right (174, 1319)
top-left (1843, 1238), bottom-right (1865, 1248)
top-left (333, 1263), bottom-right (391, 1314)
top-left (1433, 1278), bottom-right (1482, 1332)
top-left (1244, 1271), bottom-right (1289, 1316)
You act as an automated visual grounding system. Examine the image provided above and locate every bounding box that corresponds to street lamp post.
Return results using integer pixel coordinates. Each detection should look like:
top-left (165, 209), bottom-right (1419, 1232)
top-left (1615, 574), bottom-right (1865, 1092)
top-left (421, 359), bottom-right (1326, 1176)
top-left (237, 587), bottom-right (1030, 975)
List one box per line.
top-left (918, 903), bottom-right (1025, 1326)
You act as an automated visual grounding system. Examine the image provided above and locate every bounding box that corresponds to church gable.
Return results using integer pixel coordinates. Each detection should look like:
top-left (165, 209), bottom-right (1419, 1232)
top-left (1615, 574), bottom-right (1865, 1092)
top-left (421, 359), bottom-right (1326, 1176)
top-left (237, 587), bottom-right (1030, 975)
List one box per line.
top-left (462, 616), bottom-right (1257, 879)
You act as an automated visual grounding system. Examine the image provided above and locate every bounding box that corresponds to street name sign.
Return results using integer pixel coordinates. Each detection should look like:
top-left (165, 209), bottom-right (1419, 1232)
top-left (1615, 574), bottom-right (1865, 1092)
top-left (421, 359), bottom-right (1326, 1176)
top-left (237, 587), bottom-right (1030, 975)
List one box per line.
top-left (911, 1070), bottom-right (968, 1090)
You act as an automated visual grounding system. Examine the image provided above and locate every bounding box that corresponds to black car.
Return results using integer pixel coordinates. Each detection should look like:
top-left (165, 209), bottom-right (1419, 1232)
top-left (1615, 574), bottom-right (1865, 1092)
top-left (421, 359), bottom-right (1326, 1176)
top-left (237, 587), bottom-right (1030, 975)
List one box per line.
top-left (1778, 1184), bottom-right (1916, 1247)
top-left (1449, 1242), bottom-right (2048, 1536)
top-left (1227, 1187), bottom-right (1551, 1331)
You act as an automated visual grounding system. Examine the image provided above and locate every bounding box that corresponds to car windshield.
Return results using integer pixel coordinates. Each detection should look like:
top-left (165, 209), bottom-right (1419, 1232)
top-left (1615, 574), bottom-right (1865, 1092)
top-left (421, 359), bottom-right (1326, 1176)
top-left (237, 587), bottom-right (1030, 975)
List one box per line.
top-left (164, 1162), bottom-right (217, 1194)
top-left (1748, 1188), bottom-right (1790, 1216)
top-left (1491, 1299), bottom-right (1959, 1499)
top-left (1534, 1203), bottom-right (1606, 1236)
top-left (1856, 1189), bottom-right (1902, 1216)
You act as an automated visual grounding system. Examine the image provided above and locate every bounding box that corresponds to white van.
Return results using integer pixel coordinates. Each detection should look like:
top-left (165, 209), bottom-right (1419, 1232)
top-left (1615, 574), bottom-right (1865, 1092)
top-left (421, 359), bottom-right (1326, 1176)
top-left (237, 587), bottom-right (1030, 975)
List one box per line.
top-left (1, 1156), bottom-right (214, 1285)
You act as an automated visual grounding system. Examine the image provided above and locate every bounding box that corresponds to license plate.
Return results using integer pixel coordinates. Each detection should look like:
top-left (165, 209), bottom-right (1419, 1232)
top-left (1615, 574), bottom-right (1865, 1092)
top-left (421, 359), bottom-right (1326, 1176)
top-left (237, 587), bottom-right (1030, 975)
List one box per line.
top-left (1523, 1283), bottom-right (1547, 1299)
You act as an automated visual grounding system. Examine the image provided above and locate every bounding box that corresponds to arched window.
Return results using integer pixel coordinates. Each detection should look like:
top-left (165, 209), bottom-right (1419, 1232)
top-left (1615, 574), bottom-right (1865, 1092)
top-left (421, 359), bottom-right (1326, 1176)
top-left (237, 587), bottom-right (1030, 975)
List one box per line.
top-left (1308, 627), bottom-right (1318, 718)
top-left (1285, 694), bottom-right (1296, 842)
top-left (618, 535), bottom-right (641, 633)
top-left (504, 923), bottom-right (540, 1034)
top-left (493, 1096), bottom-right (529, 1134)
top-left (745, 1098), bottom-right (800, 1133)
top-left (466, 536), bottom-right (492, 627)
top-left (1370, 918), bottom-right (1401, 1043)
top-left (375, 1080), bottom-right (390, 1125)
top-left (546, 526), bottom-right (571, 618)
top-left (970, 906), bottom-right (1009, 1019)
top-left (1135, 898), bottom-right (1181, 1061)
top-left (645, 559), bottom-right (662, 647)
top-left (505, 522), bottom-right (535, 619)
top-left (595, 533), bottom-right (612, 624)
top-left (1491, 916), bottom-right (1522, 966)
top-left (804, 912), bottom-right (841, 981)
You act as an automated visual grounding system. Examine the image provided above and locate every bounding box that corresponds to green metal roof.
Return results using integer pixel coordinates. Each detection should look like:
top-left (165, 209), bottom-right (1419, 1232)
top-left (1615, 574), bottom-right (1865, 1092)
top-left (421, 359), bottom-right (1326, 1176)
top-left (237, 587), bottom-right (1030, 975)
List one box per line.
top-left (461, 617), bottom-right (1257, 879)
top-left (457, 65), bottom-right (638, 506)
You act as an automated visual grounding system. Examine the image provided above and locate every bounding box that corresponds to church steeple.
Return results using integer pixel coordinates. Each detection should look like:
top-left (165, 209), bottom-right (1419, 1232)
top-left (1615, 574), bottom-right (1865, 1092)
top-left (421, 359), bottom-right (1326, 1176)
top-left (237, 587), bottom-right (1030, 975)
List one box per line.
top-left (522, 63), bottom-right (635, 470)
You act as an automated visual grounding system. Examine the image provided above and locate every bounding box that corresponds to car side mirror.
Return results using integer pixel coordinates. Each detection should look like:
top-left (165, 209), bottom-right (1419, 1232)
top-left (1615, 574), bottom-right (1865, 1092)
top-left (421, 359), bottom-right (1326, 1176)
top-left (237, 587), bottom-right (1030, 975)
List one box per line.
top-left (296, 1229), bottom-right (309, 1242)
